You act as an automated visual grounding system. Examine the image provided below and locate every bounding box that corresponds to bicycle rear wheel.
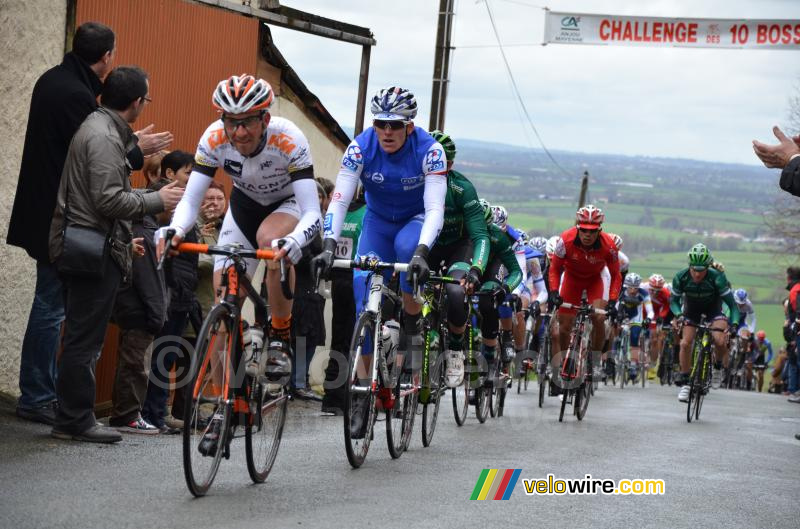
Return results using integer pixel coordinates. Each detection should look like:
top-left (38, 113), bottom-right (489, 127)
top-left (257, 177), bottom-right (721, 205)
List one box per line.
top-left (183, 303), bottom-right (235, 497)
top-left (475, 383), bottom-right (490, 423)
top-left (422, 352), bottom-right (444, 447)
top-left (387, 371), bottom-right (418, 458)
top-left (245, 381), bottom-right (288, 484)
top-left (344, 313), bottom-right (377, 468)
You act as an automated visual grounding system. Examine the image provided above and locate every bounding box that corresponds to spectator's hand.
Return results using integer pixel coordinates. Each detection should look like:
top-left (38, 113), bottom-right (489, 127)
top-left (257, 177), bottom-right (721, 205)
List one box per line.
top-left (131, 237), bottom-right (145, 258)
top-left (157, 180), bottom-right (184, 211)
top-left (135, 124), bottom-right (174, 157)
top-left (752, 126), bottom-right (800, 169)
top-left (199, 221), bottom-right (217, 237)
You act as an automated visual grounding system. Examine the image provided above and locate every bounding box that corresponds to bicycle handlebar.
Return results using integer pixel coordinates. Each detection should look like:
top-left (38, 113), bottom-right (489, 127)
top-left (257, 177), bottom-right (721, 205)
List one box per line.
top-left (331, 257), bottom-right (410, 273)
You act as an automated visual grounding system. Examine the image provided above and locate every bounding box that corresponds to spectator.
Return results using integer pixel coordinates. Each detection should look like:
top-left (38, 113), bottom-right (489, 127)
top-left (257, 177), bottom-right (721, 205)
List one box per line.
top-left (752, 126), bottom-right (800, 195)
top-left (316, 176), bottom-right (334, 213)
top-left (142, 150), bottom-right (169, 185)
top-left (7, 22), bottom-right (172, 426)
top-left (784, 267), bottom-right (800, 398)
top-left (109, 179), bottom-right (173, 434)
top-left (48, 66), bottom-right (183, 443)
top-left (321, 186), bottom-right (366, 415)
top-left (142, 154), bottom-right (200, 432)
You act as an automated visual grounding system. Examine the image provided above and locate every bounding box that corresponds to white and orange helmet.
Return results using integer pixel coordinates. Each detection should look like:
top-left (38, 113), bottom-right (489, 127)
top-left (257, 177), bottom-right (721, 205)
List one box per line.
top-left (212, 74), bottom-right (274, 114)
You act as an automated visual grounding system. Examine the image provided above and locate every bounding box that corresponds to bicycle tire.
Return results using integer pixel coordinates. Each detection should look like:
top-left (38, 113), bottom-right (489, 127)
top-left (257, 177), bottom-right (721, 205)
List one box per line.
top-left (245, 384), bottom-right (288, 484)
top-left (694, 346), bottom-right (710, 421)
top-left (576, 383), bottom-right (590, 420)
top-left (183, 303), bottom-right (235, 497)
top-left (686, 336), bottom-right (705, 423)
top-left (344, 313), bottom-right (377, 468)
top-left (422, 352), bottom-right (444, 447)
top-left (559, 388), bottom-right (568, 422)
top-left (538, 376), bottom-right (546, 408)
top-left (475, 383), bottom-right (489, 423)
top-left (489, 362), bottom-right (500, 418)
top-left (387, 370), bottom-right (417, 457)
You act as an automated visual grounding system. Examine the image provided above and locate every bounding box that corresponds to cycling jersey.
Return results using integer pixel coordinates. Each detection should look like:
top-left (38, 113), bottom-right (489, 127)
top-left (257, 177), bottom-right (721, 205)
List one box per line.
top-left (752, 338), bottom-right (773, 365)
top-left (170, 116), bottom-right (321, 262)
top-left (736, 299), bottom-right (757, 331)
top-left (336, 203), bottom-right (366, 261)
top-left (549, 227), bottom-right (621, 307)
top-left (436, 169), bottom-right (490, 272)
top-left (324, 127), bottom-right (446, 249)
top-left (505, 224), bottom-right (528, 291)
top-left (522, 246), bottom-right (548, 304)
top-left (483, 223), bottom-right (523, 292)
top-left (648, 285), bottom-right (671, 320)
top-left (618, 287), bottom-right (655, 323)
top-left (670, 267), bottom-right (739, 324)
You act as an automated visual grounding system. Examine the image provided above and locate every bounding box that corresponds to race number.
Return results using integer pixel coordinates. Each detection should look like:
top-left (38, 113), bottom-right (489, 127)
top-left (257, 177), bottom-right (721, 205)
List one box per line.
top-left (335, 237), bottom-right (354, 260)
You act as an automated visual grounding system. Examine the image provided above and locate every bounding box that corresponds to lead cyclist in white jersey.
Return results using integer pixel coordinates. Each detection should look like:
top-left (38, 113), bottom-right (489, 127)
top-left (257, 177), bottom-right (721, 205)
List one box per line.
top-left (157, 74), bottom-right (321, 375)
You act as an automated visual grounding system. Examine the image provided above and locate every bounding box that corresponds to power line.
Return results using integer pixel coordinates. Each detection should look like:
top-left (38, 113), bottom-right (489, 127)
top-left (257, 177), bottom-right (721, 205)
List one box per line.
top-left (483, 0), bottom-right (572, 177)
top-left (492, 0), bottom-right (547, 8)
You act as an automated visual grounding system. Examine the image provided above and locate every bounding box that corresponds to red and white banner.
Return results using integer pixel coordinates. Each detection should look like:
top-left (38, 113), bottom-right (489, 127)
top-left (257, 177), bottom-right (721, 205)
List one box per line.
top-left (544, 11), bottom-right (800, 49)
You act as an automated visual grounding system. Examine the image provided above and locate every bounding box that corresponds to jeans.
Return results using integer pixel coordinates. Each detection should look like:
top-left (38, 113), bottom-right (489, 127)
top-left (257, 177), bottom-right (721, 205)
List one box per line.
top-left (55, 259), bottom-right (121, 434)
top-left (142, 312), bottom-right (188, 428)
top-left (18, 261), bottom-right (65, 409)
top-left (788, 338), bottom-right (800, 393)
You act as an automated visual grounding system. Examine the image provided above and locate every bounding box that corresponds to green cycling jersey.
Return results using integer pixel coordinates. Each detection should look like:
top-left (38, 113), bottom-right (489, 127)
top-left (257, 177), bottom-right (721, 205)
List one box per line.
top-left (487, 222), bottom-right (523, 292)
top-left (436, 170), bottom-right (490, 273)
top-left (670, 267), bottom-right (740, 323)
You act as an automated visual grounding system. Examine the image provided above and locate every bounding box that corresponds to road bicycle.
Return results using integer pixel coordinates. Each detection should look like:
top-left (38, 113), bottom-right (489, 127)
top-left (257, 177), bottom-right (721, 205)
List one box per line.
top-left (684, 317), bottom-right (724, 423)
top-left (657, 323), bottom-right (678, 386)
top-left (167, 237), bottom-right (293, 497)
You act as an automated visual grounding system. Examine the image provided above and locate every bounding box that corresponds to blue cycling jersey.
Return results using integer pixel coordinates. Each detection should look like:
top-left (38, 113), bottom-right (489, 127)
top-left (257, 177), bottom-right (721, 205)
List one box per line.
top-left (351, 127), bottom-right (442, 222)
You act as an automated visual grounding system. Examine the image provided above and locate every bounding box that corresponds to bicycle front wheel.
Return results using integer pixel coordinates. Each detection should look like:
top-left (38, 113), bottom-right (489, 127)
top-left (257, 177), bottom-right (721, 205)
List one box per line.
top-left (422, 351), bottom-right (444, 447)
top-left (344, 313), bottom-right (377, 468)
top-left (245, 382), bottom-right (289, 484)
top-left (387, 370), bottom-right (418, 458)
top-left (183, 303), bottom-right (235, 497)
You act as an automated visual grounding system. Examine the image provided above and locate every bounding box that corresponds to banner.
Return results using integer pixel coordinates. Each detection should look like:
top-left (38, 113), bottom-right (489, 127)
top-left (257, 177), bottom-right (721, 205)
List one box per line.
top-left (544, 11), bottom-right (800, 49)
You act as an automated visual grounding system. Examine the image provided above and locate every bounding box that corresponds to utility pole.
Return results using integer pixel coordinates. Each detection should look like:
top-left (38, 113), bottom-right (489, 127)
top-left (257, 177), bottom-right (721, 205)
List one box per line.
top-left (578, 170), bottom-right (589, 207)
top-left (429, 0), bottom-right (455, 131)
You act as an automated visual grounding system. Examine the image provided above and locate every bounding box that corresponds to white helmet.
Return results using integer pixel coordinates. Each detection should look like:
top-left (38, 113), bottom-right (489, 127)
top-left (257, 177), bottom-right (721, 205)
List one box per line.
top-left (212, 74), bottom-right (274, 114)
top-left (624, 272), bottom-right (642, 289)
top-left (370, 86), bottom-right (418, 121)
top-left (546, 235), bottom-right (560, 257)
top-left (491, 205), bottom-right (508, 228)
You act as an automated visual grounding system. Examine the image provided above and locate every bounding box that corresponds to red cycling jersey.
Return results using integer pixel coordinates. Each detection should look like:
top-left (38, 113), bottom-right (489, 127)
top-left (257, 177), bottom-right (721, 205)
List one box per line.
top-left (649, 286), bottom-right (671, 319)
top-left (549, 227), bottom-right (621, 308)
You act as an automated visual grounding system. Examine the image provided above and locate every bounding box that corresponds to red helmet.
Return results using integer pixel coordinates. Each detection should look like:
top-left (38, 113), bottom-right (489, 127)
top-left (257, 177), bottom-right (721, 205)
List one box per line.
top-left (648, 274), bottom-right (665, 289)
top-left (576, 205), bottom-right (604, 229)
top-left (756, 330), bottom-right (766, 340)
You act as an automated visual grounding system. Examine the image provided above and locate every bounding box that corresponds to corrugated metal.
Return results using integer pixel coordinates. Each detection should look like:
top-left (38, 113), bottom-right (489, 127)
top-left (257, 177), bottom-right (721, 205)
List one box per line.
top-left (76, 0), bottom-right (259, 408)
top-left (77, 0), bottom-right (259, 188)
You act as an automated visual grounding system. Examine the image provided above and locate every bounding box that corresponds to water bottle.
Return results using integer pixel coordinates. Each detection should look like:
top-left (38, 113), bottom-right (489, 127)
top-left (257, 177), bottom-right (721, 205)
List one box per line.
top-left (243, 324), bottom-right (264, 376)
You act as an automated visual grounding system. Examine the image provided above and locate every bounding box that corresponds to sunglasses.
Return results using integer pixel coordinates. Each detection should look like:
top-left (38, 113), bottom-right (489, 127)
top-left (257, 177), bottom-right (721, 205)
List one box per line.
top-left (373, 119), bottom-right (407, 130)
top-left (577, 227), bottom-right (600, 233)
top-left (222, 114), bottom-right (263, 132)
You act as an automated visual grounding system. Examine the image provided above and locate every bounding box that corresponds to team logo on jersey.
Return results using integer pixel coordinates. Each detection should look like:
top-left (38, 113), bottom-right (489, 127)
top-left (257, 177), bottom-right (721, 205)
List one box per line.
top-left (554, 238), bottom-right (566, 259)
top-left (401, 176), bottom-right (420, 185)
top-left (260, 159), bottom-right (273, 170)
top-left (267, 132), bottom-right (297, 155)
top-left (369, 172), bottom-right (384, 184)
top-left (425, 148), bottom-right (445, 172)
top-left (207, 128), bottom-right (228, 150)
top-left (342, 145), bottom-right (363, 171)
top-left (223, 159), bottom-right (243, 177)
top-left (323, 213), bottom-right (333, 234)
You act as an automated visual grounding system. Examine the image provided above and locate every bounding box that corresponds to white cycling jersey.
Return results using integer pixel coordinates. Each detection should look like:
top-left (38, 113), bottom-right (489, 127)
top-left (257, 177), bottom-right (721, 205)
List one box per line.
top-left (170, 117), bottom-right (321, 250)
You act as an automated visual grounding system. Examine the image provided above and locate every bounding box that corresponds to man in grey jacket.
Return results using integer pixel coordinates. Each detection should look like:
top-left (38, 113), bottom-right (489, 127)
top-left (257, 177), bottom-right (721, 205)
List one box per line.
top-left (48, 66), bottom-right (183, 443)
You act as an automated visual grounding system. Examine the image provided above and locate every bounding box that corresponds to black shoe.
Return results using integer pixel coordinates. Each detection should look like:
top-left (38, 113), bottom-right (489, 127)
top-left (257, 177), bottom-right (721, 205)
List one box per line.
top-left (198, 415), bottom-right (223, 457)
top-left (158, 425), bottom-right (181, 435)
top-left (51, 425), bottom-right (122, 444)
top-left (17, 403), bottom-right (57, 426)
top-left (265, 340), bottom-right (292, 381)
top-left (349, 394), bottom-right (370, 440)
top-left (293, 387), bottom-right (322, 402)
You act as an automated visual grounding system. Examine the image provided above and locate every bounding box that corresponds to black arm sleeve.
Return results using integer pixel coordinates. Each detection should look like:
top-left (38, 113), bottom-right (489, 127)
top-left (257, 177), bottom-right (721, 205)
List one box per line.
top-left (779, 157), bottom-right (800, 197)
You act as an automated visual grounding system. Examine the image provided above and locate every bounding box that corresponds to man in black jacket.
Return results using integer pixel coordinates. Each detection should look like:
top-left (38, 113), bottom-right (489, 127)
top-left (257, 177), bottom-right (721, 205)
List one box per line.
top-left (752, 125), bottom-right (800, 195)
top-left (7, 22), bottom-right (172, 425)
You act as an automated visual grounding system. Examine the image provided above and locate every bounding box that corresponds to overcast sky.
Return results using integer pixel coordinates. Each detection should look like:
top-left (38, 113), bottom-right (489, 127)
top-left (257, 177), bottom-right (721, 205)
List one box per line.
top-left (273, 0), bottom-right (800, 166)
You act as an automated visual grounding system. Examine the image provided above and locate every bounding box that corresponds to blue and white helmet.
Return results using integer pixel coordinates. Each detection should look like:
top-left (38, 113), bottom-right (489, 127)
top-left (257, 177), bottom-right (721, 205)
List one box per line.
top-left (491, 205), bottom-right (508, 228)
top-left (370, 86), bottom-right (418, 121)
top-left (530, 236), bottom-right (548, 254)
top-left (734, 288), bottom-right (748, 304)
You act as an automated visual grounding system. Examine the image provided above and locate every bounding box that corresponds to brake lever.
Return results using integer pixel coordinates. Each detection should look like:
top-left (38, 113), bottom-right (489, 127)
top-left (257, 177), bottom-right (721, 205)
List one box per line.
top-left (157, 228), bottom-right (176, 271)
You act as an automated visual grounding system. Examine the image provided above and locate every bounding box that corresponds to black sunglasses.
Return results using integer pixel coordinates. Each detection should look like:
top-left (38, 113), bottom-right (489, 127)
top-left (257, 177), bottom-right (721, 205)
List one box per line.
top-left (373, 119), bottom-right (407, 130)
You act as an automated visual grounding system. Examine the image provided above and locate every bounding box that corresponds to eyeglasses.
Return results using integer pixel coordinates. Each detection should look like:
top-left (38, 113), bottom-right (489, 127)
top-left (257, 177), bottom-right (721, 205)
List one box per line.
top-left (222, 114), bottom-right (263, 132)
top-left (142, 95), bottom-right (152, 103)
top-left (373, 119), bottom-right (407, 130)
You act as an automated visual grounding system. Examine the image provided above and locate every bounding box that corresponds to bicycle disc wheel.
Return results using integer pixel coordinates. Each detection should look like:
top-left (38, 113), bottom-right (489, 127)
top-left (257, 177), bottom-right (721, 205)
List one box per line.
top-left (422, 353), bottom-right (444, 447)
top-left (245, 382), bottom-right (288, 484)
top-left (344, 313), bottom-right (377, 468)
top-left (183, 303), bottom-right (234, 497)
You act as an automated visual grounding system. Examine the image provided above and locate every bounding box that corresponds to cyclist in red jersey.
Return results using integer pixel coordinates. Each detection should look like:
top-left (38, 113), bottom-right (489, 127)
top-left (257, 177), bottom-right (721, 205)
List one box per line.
top-left (548, 205), bottom-right (621, 361)
top-left (646, 274), bottom-right (671, 377)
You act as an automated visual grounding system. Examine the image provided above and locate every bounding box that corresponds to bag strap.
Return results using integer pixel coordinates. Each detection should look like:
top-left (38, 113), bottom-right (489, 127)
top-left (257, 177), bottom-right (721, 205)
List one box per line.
top-left (62, 169), bottom-right (118, 242)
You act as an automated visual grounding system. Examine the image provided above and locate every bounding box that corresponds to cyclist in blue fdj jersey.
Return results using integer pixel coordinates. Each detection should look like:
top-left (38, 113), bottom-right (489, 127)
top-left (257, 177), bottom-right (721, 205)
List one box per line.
top-left (313, 87), bottom-right (447, 432)
top-left (612, 273), bottom-right (654, 383)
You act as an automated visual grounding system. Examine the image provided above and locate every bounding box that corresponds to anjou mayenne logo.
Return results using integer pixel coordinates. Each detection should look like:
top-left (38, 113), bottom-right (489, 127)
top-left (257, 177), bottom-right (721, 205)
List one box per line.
top-left (470, 469), bottom-right (522, 500)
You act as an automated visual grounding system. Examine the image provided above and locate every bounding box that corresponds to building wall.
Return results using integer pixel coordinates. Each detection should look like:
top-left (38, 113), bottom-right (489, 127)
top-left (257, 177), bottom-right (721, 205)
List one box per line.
top-left (0, 0), bottom-right (67, 398)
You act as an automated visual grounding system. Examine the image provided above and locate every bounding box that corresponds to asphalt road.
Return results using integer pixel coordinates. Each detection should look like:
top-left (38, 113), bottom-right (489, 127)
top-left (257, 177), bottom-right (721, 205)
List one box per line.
top-left (2, 381), bottom-right (799, 529)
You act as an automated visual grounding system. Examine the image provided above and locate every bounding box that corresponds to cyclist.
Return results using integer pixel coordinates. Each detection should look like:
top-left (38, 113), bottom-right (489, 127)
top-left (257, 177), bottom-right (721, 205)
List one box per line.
top-left (647, 273), bottom-right (673, 379)
top-left (612, 273), bottom-right (654, 383)
top-left (425, 129), bottom-right (490, 388)
top-left (600, 232), bottom-right (624, 379)
top-left (159, 74), bottom-right (321, 375)
top-left (671, 244), bottom-right (740, 401)
top-left (312, 87), bottom-right (447, 437)
top-left (750, 330), bottom-right (773, 392)
top-left (548, 205), bottom-right (620, 381)
top-left (475, 200), bottom-right (523, 380)
top-left (733, 288), bottom-right (757, 337)
top-left (514, 234), bottom-right (548, 377)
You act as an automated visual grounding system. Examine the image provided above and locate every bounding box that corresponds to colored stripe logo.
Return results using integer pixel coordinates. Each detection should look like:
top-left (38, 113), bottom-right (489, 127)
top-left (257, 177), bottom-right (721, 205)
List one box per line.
top-left (470, 469), bottom-right (522, 500)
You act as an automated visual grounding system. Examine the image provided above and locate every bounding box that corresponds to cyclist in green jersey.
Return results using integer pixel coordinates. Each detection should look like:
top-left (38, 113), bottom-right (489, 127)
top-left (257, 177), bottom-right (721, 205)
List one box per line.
top-left (671, 243), bottom-right (740, 402)
top-left (476, 199), bottom-right (523, 376)
top-left (427, 130), bottom-right (491, 388)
